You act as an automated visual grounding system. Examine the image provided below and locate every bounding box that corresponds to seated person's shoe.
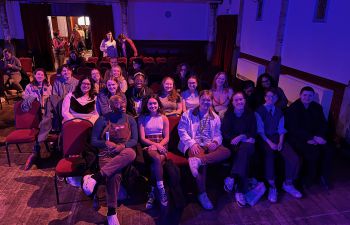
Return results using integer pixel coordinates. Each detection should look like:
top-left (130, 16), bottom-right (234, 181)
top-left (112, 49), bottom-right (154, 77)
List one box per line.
top-left (268, 187), bottom-right (278, 203)
top-left (145, 188), bottom-right (156, 209)
top-left (282, 182), bottom-right (302, 198)
top-left (198, 192), bottom-right (213, 210)
top-left (224, 177), bottom-right (234, 193)
top-left (188, 157), bottom-right (201, 178)
top-left (107, 214), bottom-right (120, 225)
top-left (235, 192), bottom-right (247, 207)
top-left (158, 187), bottom-right (168, 207)
top-left (24, 153), bottom-right (38, 171)
top-left (82, 174), bottom-right (97, 196)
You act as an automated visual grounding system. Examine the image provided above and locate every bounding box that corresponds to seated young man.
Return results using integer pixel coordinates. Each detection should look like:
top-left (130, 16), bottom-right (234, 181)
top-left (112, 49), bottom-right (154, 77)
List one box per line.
top-left (178, 90), bottom-right (231, 210)
top-left (285, 86), bottom-right (332, 188)
top-left (83, 93), bottom-right (138, 225)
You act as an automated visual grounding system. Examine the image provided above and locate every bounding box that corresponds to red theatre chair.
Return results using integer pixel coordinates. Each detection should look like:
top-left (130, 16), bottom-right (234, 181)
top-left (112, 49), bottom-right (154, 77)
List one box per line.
top-left (19, 57), bottom-right (33, 78)
top-left (53, 118), bottom-right (93, 204)
top-left (167, 116), bottom-right (187, 166)
top-left (5, 100), bottom-right (41, 166)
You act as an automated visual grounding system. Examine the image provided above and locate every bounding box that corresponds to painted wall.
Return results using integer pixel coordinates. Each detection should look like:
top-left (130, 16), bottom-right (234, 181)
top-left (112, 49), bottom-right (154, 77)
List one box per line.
top-left (240, 0), bottom-right (280, 60)
top-left (282, 0), bottom-right (350, 85)
top-left (127, 1), bottom-right (209, 40)
top-left (217, 0), bottom-right (240, 15)
top-left (240, 0), bottom-right (350, 85)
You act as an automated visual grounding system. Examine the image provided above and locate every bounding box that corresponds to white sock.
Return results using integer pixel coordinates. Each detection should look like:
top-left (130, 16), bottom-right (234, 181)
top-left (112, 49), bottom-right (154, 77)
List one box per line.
top-left (157, 181), bottom-right (164, 189)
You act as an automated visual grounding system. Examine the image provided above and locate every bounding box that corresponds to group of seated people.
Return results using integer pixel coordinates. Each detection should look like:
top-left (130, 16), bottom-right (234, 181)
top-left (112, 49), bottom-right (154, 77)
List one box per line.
top-left (19, 61), bottom-right (332, 225)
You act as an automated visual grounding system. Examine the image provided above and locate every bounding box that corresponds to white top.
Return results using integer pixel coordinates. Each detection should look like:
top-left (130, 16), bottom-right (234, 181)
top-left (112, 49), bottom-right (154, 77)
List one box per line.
top-left (100, 39), bottom-right (117, 57)
top-left (141, 115), bottom-right (164, 136)
top-left (62, 92), bottom-right (99, 124)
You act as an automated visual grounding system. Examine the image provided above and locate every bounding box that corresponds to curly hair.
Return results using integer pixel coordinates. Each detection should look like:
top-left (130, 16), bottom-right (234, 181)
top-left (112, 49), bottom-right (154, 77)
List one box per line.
top-left (73, 76), bottom-right (96, 99)
top-left (140, 94), bottom-right (164, 116)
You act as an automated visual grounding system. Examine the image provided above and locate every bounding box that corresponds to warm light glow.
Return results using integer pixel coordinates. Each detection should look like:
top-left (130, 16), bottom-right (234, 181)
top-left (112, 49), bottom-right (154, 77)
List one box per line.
top-left (78, 16), bottom-right (90, 26)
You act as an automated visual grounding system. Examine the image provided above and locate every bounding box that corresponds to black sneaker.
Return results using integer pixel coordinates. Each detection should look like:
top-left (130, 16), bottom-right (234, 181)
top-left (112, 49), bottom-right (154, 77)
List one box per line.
top-left (158, 187), bottom-right (168, 207)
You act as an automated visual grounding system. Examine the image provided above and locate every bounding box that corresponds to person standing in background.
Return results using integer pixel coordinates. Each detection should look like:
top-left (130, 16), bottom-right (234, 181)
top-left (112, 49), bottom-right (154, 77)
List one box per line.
top-left (52, 30), bottom-right (67, 69)
top-left (116, 34), bottom-right (138, 58)
top-left (100, 31), bottom-right (117, 58)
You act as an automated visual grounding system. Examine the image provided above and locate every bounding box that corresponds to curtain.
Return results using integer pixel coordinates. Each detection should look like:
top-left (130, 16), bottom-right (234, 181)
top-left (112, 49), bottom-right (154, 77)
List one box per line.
top-left (20, 4), bottom-right (54, 70)
top-left (212, 15), bottom-right (238, 75)
top-left (87, 4), bottom-right (114, 58)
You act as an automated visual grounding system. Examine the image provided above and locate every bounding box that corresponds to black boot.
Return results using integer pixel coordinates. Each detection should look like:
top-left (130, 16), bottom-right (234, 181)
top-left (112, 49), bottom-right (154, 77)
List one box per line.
top-left (24, 144), bottom-right (41, 170)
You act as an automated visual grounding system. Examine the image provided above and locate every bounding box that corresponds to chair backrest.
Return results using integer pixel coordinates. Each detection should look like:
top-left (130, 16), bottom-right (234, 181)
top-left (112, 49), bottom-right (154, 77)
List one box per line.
top-left (88, 57), bottom-right (98, 64)
top-left (156, 57), bottom-right (167, 64)
top-left (143, 57), bottom-right (155, 64)
top-left (14, 100), bottom-right (41, 129)
top-left (76, 67), bottom-right (92, 77)
top-left (117, 57), bottom-right (127, 65)
top-left (19, 57), bottom-right (33, 73)
top-left (99, 61), bottom-right (111, 70)
top-left (167, 115), bottom-right (181, 151)
top-left (62, 118), bottom-right (93, 156)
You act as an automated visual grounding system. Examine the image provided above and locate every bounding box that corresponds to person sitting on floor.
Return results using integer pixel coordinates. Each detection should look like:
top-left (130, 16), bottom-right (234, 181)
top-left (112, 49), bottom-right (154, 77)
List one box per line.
top-left (221, 92), bottom-right (256, 207)
top-left (62, 76), bottom-right (99, 124)
top-left (52, 65), bottom-right (79, 98)
top-left (181, 74), bottom-right (200, 112)
top-left (83, 93), bottom-right (137, 225)
top-left (178, 90), bottom-right (231, 210)
top-left (159, 76), bottom-right (182, 117)
top-left (125, 72), bottom-right (153, 117)
top-left (255, 88), bottom-right (302, 203)
top-left (285, 86), bottom-right (332, 188)
top-left (138, 95), bottom-right (170, 209)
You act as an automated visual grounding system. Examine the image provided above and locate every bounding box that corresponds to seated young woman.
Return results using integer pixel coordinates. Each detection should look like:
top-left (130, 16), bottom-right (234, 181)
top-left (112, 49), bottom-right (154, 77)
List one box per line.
top-left (83, 93), bottom-right (138, 225)
top-left (138, 95), bottom-right (169, 209)
top-left (97, 78), bottom-right (125, 116)
top-left (22, 68), bottom-right (52, 111)
top-left (181, 74), bottom-right (200, 112)
top-left (158, 76), bottom-right (182, 117)
top-left (211, 72), bottom-right (234, 118)
top-left (62, 76), bottom-right (99, 124)
top-left (125, 72), bottom-right (153, 117)
top-left (91, 68), bottom-right (105, 93)
top-left (256, 73), bottom-right (288, 110)
top-left (103, 65), bottom-right (128, 93)
top-left (178, 90), bottom-right (231, 210)
top-left (221, 92), bottom-right (256, 208)
top-left (255, 88), bottom-right (302, 203)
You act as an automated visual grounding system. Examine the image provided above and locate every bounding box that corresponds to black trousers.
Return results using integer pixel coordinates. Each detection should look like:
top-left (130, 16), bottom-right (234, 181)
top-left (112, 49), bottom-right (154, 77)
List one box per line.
top-left (229, 142), bottom-right (255, 193)
top-left (290, 138), bottom-right (332, 185)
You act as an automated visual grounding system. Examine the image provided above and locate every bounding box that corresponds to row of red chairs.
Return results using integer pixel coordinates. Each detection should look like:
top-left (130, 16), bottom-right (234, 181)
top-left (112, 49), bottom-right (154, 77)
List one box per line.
top-left (4, 100), bottom-right (187, 204)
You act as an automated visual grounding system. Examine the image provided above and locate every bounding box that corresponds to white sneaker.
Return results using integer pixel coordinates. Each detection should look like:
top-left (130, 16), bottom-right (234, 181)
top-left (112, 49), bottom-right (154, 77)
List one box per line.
top-left (188, 157), bottom-right (201, 178)
top-left (268, 187), bottom-right (278, 203)
top-left (107, 214), bottom-right (120, 225)
top-left (235, 192), bottom-right (247, 207)
top-left (198, 192), bottom-right (213, 210)
top-left (82, 174), bottom-right (96, 196)
top-left (145, 188), bottom-right (156, 209)
top-left (224, 177), bottom-right (235, 192)
top-left (282, 183), bottom-right (302, 198)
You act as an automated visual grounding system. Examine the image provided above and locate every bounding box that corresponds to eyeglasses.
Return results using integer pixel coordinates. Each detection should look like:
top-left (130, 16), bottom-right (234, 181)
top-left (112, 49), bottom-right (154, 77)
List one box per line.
top-left (81, 82), bottom-right (91, 86)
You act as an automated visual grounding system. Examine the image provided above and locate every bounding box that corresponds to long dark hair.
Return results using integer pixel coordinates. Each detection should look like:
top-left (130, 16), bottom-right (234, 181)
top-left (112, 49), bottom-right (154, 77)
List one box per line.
top-left (73, 76), bottom-right (96, 99)
top-left (104, 31), bottom-right (114, 42)
top-left (31, 68), bottom-right (49, 87)
top-left (140, 94), bottom-right (164, 116)
top-left (256, 73), bottom-right (277, 93)
top-left (184, 74), bottom-right (201, 92)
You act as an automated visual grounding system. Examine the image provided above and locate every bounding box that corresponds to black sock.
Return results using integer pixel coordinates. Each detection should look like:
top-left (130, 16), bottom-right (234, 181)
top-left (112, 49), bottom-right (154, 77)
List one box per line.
top-left (91, 172), bottom-right (104, 184)
top-left (107, 207), bottom-right (116, 216)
